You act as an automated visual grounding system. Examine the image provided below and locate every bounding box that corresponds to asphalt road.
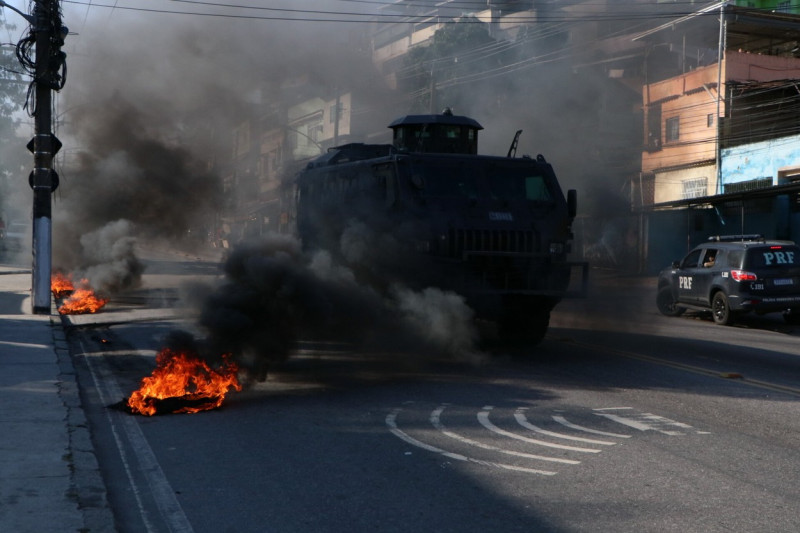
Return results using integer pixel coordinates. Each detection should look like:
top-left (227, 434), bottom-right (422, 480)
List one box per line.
top-left (66, 251), bottom-right (800, 533)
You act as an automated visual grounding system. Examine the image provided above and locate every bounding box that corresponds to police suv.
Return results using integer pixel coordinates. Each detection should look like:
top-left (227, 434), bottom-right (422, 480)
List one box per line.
top-left (656, 235), bottom-right (800, 325)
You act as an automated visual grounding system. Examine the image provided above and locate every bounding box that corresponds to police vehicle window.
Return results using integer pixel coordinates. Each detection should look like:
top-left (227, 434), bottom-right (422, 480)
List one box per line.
top-left (746, 246), bottom-right (800, 268)
top-left (702, 248), bottom-right (718, 268)
top-left (681, 249), bottom-right (702, 269)
top-left (726, 250), bottom-right (744, 268)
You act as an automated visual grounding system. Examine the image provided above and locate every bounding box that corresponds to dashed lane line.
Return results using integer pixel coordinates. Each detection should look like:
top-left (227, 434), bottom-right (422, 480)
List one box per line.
top-left (79, 342), bottom-right (194, 533)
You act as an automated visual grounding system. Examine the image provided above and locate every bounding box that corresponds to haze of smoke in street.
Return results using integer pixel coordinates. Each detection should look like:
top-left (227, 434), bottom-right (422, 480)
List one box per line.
top-left (53, 4), bottom-right (390, 294)
top-left (194, 234), bottom-right (484, 382)
top-left (49, 6), bottom-right (488, 373)
top-left (48, 2), bottom-right (646, 374)
top-left (76, 219), bottom-right (143, 293)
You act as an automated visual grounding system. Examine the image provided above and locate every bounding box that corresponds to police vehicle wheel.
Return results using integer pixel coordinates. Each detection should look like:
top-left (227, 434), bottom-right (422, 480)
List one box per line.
top-left (783, 309), bottom-right (800, 325)
top-left (711, 291), bottom-right (734, 325)
top-left (656, 287), bottom-right (684, 317)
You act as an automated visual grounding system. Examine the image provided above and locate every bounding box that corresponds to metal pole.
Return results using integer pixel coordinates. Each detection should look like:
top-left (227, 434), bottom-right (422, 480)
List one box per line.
top-left (30, 0), bottom-right (60, 314)
top-left (715, 2), bottom-right (726, 196)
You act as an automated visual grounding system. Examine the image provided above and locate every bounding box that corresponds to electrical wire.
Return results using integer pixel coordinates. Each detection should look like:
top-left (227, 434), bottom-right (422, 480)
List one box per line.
top-left (61, 0), bottom-right (729, 24)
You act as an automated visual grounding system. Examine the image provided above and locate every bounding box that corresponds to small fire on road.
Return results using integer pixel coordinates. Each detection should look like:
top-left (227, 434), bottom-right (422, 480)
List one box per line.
top-left (51, 271), bottom-right (75, 299)
top-left (126, 348), bottom-right (242, 416)
top-left (51, 272), bottom-right (109, 314)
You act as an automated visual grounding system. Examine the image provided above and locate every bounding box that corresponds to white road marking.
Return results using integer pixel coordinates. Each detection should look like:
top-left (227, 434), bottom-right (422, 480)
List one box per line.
top-left (80, 343), bottom-right (194, 533)
top-left (513, 408), bottom-right (617, 445)
top-left (593, 408), bottom-right (696, 435)
top-left (478, 407), bottom-right (601, 453)
top-left (551, 415), bottom-right (632, 439)
top-left (430, 405), bottom-right (579, 465)
top-left (386, 409), bottom-right (557, 475)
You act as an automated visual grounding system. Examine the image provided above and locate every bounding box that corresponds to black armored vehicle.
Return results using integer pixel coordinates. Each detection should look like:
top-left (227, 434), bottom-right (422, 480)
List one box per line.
top-left (657, 235), bottom-right (800, 325)
top-left (295, 109), bottom-right (586, 344)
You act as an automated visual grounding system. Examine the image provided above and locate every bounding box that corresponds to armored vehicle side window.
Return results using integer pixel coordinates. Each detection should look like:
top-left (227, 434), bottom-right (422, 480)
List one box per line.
top-left (421, 164), bottom-right (479, 199)
top-left (525, 176), bottom-right (552, 201)
top-left (745, 245), bottom-right (800, 268)
top-left (681, 249), bottom-right (702, 269)
top-left (487, 169), bottom-right (553, 202)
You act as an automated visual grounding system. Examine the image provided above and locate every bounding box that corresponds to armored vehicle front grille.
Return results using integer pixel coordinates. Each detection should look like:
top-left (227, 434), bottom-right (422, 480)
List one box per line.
top-left (447, 228), bottom-right (539, 258)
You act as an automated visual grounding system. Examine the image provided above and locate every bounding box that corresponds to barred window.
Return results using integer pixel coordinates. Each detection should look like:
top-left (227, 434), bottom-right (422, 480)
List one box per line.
top-left (681, 177), bottom-right (707, 199)
top-left (723, 178), bottom-right (772, 194)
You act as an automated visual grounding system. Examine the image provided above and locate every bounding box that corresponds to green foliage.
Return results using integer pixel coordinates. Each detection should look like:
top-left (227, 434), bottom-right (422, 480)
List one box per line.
top-left (400, 16), bottom-right (498, 113)
top-left (0, 15), bottom-right (29, 216)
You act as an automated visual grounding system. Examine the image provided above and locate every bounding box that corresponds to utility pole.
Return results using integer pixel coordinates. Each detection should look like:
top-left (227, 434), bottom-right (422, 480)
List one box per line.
top-left (0, 1), bottom-right (64, 314)
top-left (29, 0), bottom-right (65, 314)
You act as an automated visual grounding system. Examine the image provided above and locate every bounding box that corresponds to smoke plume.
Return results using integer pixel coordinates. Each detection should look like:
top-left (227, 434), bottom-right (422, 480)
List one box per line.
top-left (194, 235), bottom-right (483, 382)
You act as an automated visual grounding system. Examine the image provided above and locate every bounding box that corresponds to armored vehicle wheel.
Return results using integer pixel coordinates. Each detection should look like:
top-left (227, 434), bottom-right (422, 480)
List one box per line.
top-left (656, 286), bottom-right (684, 317)
top-left (499, 309), bottom-right (550, 346)
top-left (711, 291), bottom-right (734, 325)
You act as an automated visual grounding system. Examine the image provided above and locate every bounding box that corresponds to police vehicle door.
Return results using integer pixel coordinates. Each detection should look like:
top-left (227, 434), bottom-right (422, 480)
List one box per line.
top-left (693, 247), bottom-right (719, 305)
top-left (676, 248), bottom-right (703, 304)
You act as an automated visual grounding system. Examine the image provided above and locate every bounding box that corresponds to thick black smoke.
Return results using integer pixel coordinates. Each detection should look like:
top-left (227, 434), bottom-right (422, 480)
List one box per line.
top-left (53, 6), bottom-right (482, 377)
top-left (54, 4), bottom-right (389, 292)
top-left (52, 97), bottom-right (221, 292)
top-left (194, 234), bottom-right (483, 382)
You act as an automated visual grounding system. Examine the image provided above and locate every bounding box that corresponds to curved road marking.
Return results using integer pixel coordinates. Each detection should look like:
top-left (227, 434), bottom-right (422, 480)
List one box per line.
top-left (429, 405), bottom-right (579, 465)
top-left (552, 415), bottom-right (632, 439)
top-left (386, 409), bottom-right (558, 475)
top-left (478, 407), bottom-right (601, 453)
top-left (513, 408), bottom-right (617, 445)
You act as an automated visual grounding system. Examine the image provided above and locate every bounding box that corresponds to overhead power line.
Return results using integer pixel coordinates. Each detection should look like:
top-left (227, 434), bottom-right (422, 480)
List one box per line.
top-left (61, 0), bottom-right (730, 24)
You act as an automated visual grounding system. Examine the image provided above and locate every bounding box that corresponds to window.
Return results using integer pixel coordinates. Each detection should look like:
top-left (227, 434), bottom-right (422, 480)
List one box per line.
top-left (707, 113), bottom-right (714, 127)
top-left (681, 177), bottom-right (707, 199)
top-left (646, 104), bottom-right (661, 151)
top-left (665, 116), bottom-right (680, 142)
top-left (723, 178), bottom-right (772, 194)
top-left (681, 249), bottom-right (702, 269)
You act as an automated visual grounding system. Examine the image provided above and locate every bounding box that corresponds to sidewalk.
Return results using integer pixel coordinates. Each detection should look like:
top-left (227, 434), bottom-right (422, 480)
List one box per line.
top-left (0, 265), bottom-right (114, 532)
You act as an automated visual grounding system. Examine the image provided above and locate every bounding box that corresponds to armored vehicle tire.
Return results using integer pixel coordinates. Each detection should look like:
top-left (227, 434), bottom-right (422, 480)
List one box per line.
top-left (656, 286), bottom-right (685, 317)
top-left (711, 291), bottom-right (735, 325)
top-left (498, 309), bottom-right (550, 346)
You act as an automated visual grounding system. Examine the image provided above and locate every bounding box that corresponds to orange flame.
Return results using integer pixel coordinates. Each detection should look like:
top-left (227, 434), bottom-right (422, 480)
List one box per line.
top-left (57, 279), bottom-right (109, 315)
top-left (51, 271), bottom-right (75, 299)
top-left (127, 349), bottom-right (242, 416)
